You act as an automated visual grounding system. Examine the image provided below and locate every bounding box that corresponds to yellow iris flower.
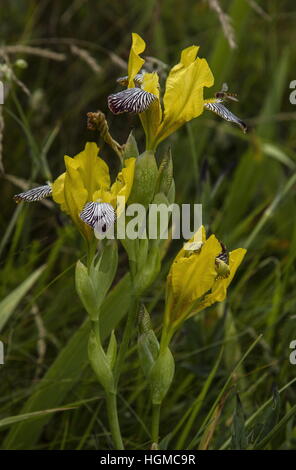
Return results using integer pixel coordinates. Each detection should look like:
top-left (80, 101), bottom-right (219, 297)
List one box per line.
top-left (52, 142), bottom-right (135, 240)
top-left (111, 33), bottom-right (214, 151)
top-left (127, 33), bottom-right (146, 88)
top-left (164, 226), bottom-right (246, 335)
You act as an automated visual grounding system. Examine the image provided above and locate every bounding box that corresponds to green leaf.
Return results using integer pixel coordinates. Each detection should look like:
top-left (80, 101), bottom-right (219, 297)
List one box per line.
top-left (88, 329), bottom-right (114, 393)
top-left (262, 142), bottom-right (296, 171)
top-left (122, 131), bottom-right (139, 160)
top-left (149, 347), bottom-right (175, 405)
top-left (155, 148), bottom-right (173, 196)
top-left (93, 241), bottom-right (118, 308)
top-left (231, 393), bottom-right (247, 450)
top-left (75, 260), bottom-right (99, 320)
top-left (128, 150), bottom-right (158, 207)
top-left (2, 274), bottom-right (132, 449)
top-left (0, 265), bottom-right (45, 333)
top-left (138, 305), bottom-right (160, 377)
top-left (166, 180), bottom-right (175, 205)
top-left (0, 407), bottom-right (75, 430)
top-left (189, 335), bottom-right (262, 449)
top-left (175, 347), bottom-right (223, 449)
top-left (219, 378), bottom-right (296, 450)
top-left (75, 242), bottom-right (118, 321)
top-left (254, 402), bottom-right (296, 450)
top-left (106, 330), bottom-right (117, 370)
top-left (251, 384), bottom-right (281, 447)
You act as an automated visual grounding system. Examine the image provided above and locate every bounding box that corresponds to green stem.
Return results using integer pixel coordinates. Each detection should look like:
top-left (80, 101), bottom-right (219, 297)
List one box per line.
top-left (106, 392), bottom-right (124, 450)
top-left (86, 238), bottom-right (97, 271)
top-left (114, 295), bottom-right (139, 386)
top-left (159, 325), bottom-right (174, 352)
top-left (151, 403), bottom-right (161, 444)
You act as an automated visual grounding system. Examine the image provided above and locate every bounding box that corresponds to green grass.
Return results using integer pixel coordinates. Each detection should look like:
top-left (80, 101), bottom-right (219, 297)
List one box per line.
top-left (1, 0), bottom-right (296, 450)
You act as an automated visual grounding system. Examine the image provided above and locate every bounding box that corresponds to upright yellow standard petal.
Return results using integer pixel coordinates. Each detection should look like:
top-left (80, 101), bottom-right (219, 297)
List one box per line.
top-left (156, 46), bottom-right (214, 145)
top-left (140, 72), bottom-right (162, 149)
top-left (109, 157), bottom-right (136, 210)
top-left (139, 45), bottom-right (214, 150)
top-left (128, 33), bottom-right (146, 88)
top-left (171, 234), bottom-right (221, 307)
top-left (51, 172), bottom-right (66, 212)
top-left (180, 45), bottom-right (200, 67)
top-left (63, 155), bottom-right (88, 232)
top-left (199, 248), bottom-right (247, 309)
top-left (175, 225), bottom-right (206, 262)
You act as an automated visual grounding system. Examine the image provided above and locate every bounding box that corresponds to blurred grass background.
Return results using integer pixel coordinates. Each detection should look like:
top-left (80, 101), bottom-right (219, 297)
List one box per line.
top-left (1, 0), bottom-right (296, 450)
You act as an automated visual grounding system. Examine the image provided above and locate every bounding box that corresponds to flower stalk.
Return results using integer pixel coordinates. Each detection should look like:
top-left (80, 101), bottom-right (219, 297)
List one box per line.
top-left (105, 392), bottom-right (124, 450)
top-left (151, 403), bottom-right (161, 444)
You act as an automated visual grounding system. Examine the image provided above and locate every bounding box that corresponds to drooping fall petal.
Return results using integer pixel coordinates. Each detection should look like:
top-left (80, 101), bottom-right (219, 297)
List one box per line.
top-left (108, 88), bottom-right (157, 114)
top-left (13, 185), bottom-right (52, 203)
top-left (204, 99), bottom-right (247, 133)
top-left (79, 201), bottom-right (116, 239)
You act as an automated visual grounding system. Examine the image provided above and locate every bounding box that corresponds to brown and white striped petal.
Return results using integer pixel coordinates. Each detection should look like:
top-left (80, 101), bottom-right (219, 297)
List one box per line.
top-left (204, 100), bottom-right (247, 133)
top-left (108, 88), bottom-right (157, 115)
top-left (13, 184), bottom-right (52, 203)
top-left (79, 201), bottom-right (116, 238)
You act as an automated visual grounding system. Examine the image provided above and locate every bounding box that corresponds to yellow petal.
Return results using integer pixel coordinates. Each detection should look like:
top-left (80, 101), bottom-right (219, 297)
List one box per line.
top-left (110, 157), bottom-right (136, 209)
top-left (52, 142), bottom-right (112, 240)
top-left (154, 47), bottom-right (214, 146)
top-left (176, 225), bottom-right (206, 261)
top-left (52, 172), bottom-right (67, 212)
top-left (142, 72), bottom-right (160, 97)
top-left (140, 72), bottom-right (162, 150)
top-left (128, 33), bottom-right (146, 88)
top-left (201, 248), bottom-right (247, 308)
top-left (118, 157), bottom-right (136, 200)
top-left (71, 142), bottom-right (110, 193)
top-left (63, 156), bottom-right (88, 228)
top-left (92, 187), bottom-right (104, 202)
top-left (171, 234), bottom-right (221, 305)
top-left (180, 45), bottom-right (200, 67)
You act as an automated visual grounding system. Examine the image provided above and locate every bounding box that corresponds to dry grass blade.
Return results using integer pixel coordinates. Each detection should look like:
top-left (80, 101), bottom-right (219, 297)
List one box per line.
top-left (1, 45), bottom-right (66, 61)
top-left (207, 0), bottom-right (237, 49)
top-left (108, 51), bottom-right (127, 70)
top-left (70, 45), bottom-right (102, 74)
top-left (244, 0), bottom-right (271, 20)
top-left (198, 391), bottom-right (230, 450)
